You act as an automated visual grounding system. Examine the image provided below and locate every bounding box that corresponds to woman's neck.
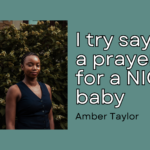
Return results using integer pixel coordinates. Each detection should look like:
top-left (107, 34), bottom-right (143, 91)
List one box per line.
top-left (22, 77), bottom-right (38, 86)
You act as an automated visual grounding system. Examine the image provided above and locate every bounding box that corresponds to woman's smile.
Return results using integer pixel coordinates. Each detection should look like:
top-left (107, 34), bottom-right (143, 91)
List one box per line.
top-left (31, 72), bottom-right (38, 75)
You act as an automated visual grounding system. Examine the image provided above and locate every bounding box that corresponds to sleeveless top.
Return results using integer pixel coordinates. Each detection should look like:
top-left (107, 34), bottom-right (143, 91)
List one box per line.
top-left (15, 81), bottom-right (52, 129)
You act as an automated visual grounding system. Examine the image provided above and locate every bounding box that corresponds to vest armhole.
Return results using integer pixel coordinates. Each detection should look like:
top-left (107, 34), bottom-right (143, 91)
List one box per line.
top-left (43, 83), bottom-right (51, 97)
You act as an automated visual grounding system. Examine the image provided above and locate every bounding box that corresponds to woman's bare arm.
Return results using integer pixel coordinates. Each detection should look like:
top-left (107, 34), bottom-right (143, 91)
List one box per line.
top-left (48, 107), bottom-right (54, 129)
top-left (45, 84), bottom-right (55, 129)
top-left (5, 85), bottom-right (19, 129)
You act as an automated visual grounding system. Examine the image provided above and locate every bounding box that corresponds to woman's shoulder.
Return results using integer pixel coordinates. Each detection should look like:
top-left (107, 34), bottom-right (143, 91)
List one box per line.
top-left (39, 81), bottom-right (51, 89)
top-left (7, 83), bottom-right (21, 99)
top-left (39, 81), bottom-right (51, 92)
top-left (8, 83), bottom-right (20, 91)
top-left (45, 83), bottom-right (51, 89)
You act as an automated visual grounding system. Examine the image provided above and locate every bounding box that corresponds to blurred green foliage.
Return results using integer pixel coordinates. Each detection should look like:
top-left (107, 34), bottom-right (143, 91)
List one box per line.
top-left (0, 21), bottom-right (68, 129)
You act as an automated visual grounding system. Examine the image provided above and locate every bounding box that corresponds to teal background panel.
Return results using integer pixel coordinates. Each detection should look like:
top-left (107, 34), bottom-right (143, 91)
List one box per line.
top-left (28, 20), bottom-right (38, 25)
top-left (0, 0), bottom-right (150, 149)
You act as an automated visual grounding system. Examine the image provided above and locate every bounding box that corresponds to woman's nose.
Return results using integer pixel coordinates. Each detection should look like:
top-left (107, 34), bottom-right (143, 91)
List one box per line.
top-left (32, 65), bottom-right (37, 70)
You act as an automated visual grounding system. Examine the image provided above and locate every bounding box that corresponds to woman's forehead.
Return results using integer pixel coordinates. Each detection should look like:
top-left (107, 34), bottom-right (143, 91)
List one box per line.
top-left (24, 55), bottom-right (40, 63)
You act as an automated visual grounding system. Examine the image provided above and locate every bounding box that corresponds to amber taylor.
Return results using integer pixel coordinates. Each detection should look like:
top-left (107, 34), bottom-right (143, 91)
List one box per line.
top-left (75, 112), bottom-right (139, 121)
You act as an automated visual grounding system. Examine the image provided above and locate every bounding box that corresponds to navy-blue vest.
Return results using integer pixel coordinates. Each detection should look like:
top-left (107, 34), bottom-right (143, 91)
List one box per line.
top-left (15, 81), bottom-right (52, 129)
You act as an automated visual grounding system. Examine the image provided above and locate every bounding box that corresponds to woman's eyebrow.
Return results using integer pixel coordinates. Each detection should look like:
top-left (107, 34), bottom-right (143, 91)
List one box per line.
top-left (27, 62), bottom-right (40, 64)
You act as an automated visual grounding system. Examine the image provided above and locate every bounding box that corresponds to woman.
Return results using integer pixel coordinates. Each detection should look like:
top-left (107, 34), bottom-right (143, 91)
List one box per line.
top-left (5, 52), bottom-right (54, 129)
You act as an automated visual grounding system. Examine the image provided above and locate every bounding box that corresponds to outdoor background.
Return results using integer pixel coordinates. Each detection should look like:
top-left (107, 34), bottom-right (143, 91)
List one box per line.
top-left (0, 20), bottom-right (68, 129)
top-left (0, 0), bottom-right (150, 150)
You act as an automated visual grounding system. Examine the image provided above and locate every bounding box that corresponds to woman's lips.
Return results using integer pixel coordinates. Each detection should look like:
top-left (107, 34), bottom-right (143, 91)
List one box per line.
top-left (31, 72), bottom-right (37, 75)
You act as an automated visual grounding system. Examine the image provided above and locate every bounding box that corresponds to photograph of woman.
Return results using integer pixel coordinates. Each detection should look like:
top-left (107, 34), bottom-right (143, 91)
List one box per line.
top-left (5, 52), bottom-right (54, 129)
top-left (0, 20), bottom-right (68, 130)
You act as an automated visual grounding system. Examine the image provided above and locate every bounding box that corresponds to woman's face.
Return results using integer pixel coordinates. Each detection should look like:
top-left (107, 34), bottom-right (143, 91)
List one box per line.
top-left (21, 55), bottom-right (41, 79)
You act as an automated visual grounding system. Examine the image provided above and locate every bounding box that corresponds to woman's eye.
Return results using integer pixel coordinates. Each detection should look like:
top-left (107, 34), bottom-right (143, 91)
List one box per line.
top-left (28, 64), bottom-right (40, 67)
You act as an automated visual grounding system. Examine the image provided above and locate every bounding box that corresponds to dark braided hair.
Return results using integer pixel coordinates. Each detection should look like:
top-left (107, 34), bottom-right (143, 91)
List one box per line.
top-left (20, 52), bottom-right (40, 81)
